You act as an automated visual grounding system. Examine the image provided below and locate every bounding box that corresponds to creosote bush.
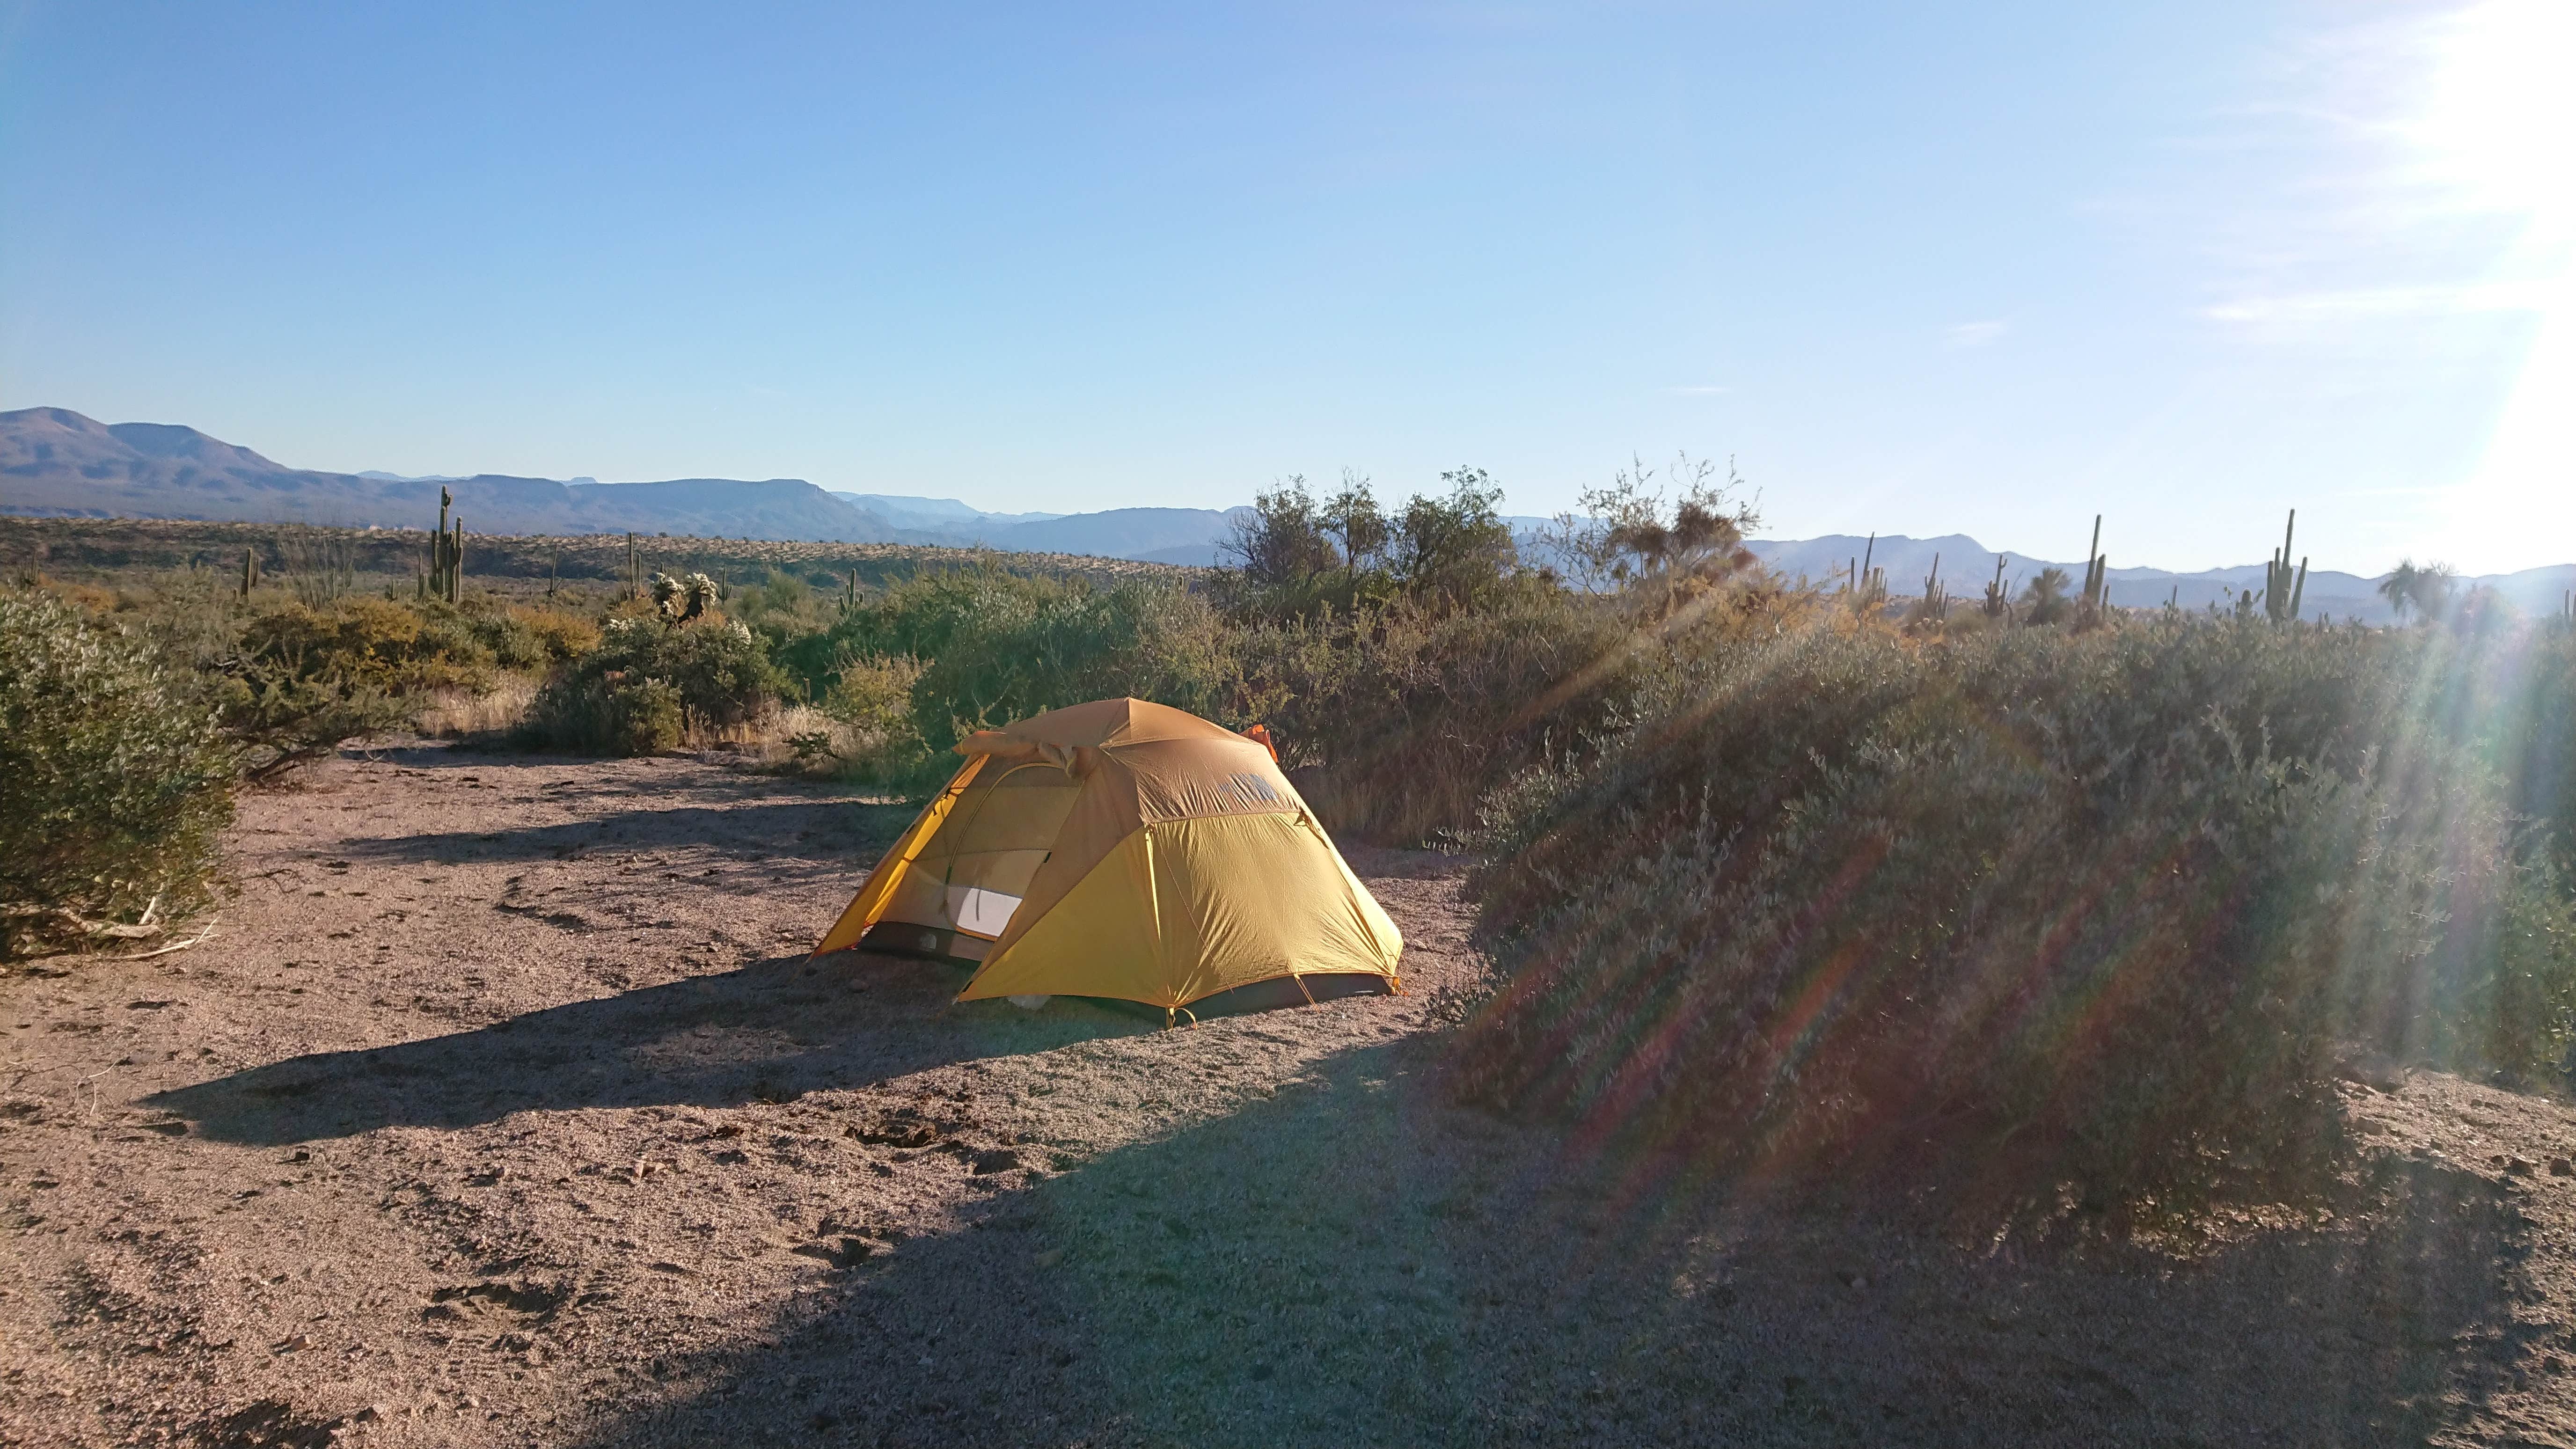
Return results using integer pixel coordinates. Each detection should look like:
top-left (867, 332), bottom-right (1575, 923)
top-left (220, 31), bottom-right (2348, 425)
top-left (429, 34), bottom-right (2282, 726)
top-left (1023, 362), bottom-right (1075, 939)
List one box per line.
top-left (0, 588), bottom-right (234, 960)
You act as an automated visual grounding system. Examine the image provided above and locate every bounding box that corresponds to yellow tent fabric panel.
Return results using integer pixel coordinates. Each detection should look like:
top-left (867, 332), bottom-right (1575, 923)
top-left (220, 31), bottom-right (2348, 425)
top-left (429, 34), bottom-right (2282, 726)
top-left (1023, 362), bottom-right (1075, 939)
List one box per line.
top-left (954, 826), bottom-right (1174, 1004)
top-left (959, 812), bottom-right (1402, 1008)
top-left (1314, 816), bottom-right (1405, 965)
top-left (888, 761), bottom-right (1085, 937)
top-left (968, 734), bottom-right (1307, 966)
top-left (810, 754), bottom-right (987, 957)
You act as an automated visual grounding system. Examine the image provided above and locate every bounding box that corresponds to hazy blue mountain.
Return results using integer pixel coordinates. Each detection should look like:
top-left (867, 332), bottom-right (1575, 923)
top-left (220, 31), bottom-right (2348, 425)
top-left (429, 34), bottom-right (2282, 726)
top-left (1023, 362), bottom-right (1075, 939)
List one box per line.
top-left (984, 507), bottom-right (1256, 566)
top-left (828, 492), bottom-right (1064, 535)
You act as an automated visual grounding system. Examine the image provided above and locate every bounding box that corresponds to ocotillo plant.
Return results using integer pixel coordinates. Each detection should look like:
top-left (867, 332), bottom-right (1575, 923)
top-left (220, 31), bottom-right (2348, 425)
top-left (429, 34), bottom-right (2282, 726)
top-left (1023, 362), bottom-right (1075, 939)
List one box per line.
top-left (1981, 554), bottom-right (2010, 618)
top-left (2264, 509), bottom-right (2308, 623)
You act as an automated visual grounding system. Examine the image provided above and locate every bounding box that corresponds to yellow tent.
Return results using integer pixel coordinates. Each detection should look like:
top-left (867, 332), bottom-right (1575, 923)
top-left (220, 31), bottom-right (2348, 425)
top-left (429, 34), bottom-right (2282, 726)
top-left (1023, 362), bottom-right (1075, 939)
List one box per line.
top-left (812, 698), bottom-right (1403, 1016)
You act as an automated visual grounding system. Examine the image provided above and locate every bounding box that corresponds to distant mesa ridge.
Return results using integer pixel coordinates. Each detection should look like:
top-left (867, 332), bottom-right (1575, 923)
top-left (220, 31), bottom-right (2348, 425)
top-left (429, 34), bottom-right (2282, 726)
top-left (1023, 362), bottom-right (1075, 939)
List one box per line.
top-left (3, 408), bottom-right (2567, 618)
top-left (0, 406), bottom-right (1252, 561)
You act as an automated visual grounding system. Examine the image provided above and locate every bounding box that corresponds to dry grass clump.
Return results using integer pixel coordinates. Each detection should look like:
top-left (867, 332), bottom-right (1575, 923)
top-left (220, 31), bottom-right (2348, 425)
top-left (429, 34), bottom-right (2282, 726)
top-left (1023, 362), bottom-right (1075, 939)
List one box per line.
top-left (415, 675), bottom-right (541, 738)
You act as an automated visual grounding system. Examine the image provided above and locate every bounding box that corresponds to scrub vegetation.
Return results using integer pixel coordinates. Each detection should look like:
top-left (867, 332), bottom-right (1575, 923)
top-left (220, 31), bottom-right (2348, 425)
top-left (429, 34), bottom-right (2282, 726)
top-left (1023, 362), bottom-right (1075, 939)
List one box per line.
top-left (4, 482), bottom-right (2573, 1237)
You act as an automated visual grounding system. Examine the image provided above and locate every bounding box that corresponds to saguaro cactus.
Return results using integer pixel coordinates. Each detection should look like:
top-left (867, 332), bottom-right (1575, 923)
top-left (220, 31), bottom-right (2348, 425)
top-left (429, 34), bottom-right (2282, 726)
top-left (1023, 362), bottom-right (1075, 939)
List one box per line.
top-left (2263, 509), bottom-right (2308, 624)
top-left (1848, 533), bottom-right (1884, 614)
top-left (2077, 515), bottom-right (2110, 626)
top-left (240, 546), bottom-right (259, 600)
top-left (428, 487), bottom-right (466, 603)
top-left (1909, 552), bottom-right (1948, 626)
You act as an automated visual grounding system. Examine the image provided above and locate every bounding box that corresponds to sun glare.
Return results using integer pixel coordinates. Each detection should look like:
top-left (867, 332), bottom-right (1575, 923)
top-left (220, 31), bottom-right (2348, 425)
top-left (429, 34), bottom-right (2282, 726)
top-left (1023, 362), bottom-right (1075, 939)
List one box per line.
top-left (2416, 0), bottom-right (2576, 561)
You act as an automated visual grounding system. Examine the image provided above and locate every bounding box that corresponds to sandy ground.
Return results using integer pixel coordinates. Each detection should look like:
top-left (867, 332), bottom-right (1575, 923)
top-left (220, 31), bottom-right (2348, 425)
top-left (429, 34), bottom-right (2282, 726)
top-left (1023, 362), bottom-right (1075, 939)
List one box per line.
top-left (6, 746), bottom-right (2576, 1448)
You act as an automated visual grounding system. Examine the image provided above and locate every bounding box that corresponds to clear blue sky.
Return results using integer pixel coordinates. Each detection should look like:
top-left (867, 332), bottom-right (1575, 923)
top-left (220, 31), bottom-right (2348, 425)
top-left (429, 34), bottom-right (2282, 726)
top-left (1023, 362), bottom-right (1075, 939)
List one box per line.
top-left (3, 1), bottom-right (2567, 572)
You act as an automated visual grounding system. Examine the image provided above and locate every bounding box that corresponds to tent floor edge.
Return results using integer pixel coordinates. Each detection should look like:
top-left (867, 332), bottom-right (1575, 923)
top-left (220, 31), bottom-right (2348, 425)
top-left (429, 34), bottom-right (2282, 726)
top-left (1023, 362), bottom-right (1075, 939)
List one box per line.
top-left (1176, 971), bottom-right (1394, 1019)
top-left (849, 921), bottom-right (992, 967)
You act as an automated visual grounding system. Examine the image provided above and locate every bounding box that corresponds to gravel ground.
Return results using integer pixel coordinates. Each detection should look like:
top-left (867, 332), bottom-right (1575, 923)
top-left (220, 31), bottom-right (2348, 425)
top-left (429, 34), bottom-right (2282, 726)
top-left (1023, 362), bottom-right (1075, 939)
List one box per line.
top-left (5, 745), bottom-right (2575, 1447)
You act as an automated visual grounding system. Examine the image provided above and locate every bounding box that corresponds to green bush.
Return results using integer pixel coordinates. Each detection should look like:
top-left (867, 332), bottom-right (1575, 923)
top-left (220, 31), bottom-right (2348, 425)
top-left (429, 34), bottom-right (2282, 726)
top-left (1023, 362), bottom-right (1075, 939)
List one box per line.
top-left (523, 615), bottom-right (785, 754)
top-left (903, 578), bottom-right (1233, 749)
top-left (234, 598), bottom-right (595, 693)
top-left (812, 653), bottom-right (934, 783)
top-left (0, 589), bottom-right (235, 961)
top-left (1455, 616), bottom-right (2576, 1230)
top-left (1242, 583), bottom-right (1650, 843)
top-left (774, 567), bottom-right (1238, 758)
top-left (225, 599), bottom-right (441, 777)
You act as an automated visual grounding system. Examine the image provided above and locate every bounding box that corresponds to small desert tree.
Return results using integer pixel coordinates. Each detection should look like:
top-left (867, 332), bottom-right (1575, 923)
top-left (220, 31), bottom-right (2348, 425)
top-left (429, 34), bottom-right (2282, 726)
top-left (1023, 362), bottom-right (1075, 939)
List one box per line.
top-left (2021, 566), bottom-right (2073, 626)
top-left (1390, 468), bottom-right (1518, 610)
top-left (1554, 453), bottom-right (1761, 611)
top-left (1321, 470), bottom-right (1390, 587)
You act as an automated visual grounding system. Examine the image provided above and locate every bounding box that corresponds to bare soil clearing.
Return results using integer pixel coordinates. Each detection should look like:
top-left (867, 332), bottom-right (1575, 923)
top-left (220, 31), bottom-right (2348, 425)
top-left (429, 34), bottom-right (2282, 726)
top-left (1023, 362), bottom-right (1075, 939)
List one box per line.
top-left (5, 747), bottom-right (2576, 1447)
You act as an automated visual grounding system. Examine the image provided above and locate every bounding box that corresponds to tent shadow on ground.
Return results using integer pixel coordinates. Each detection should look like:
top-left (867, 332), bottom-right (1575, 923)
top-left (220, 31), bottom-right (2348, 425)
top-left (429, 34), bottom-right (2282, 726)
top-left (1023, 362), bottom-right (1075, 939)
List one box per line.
top-left (147, 952), bottom-right (1150, 1146)
top-left (571, 1041), bottom-right (2535, 1449)
top-left (331, 799), bottom-right (917, 869)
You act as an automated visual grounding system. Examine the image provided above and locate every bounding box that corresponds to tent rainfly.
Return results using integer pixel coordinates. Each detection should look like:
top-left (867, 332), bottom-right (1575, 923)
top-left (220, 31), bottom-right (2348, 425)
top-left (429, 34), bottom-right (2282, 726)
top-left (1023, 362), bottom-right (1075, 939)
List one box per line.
top-left (811, 698), bottom-right (1403, 1019)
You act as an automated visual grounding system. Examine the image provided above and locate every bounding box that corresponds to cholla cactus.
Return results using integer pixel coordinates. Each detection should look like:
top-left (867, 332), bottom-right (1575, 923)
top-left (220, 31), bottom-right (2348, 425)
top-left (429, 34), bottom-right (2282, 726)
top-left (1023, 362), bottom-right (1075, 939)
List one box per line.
top-left (649, 571), bottom-right (721, 625)
top-left (682, 573), bottom-right (719, 622)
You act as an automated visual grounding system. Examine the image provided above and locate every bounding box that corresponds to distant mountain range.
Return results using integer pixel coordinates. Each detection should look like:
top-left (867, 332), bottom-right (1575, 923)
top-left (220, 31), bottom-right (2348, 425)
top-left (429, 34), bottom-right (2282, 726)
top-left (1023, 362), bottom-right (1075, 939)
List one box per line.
top-left (0, 407), bottom-right (1253, 562)
top-left (6, 408), bottom-right (2570, 622)
top-left (1747, 534), bottom-right (2576, 628)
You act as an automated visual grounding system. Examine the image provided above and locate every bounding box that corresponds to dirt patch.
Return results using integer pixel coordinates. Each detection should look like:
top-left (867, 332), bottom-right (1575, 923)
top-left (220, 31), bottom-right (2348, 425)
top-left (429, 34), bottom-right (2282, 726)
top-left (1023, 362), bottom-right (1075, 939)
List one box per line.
top-left (3, 745), bottom-right (2573, 1446)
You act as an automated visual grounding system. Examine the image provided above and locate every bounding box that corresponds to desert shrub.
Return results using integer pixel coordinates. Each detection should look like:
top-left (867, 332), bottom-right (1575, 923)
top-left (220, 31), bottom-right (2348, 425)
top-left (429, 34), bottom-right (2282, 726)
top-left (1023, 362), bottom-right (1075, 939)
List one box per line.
top-left (1455, 616), bottom-right (2576, 1229)
top-left (1241, 583), bottom-right (1652, 843)
top-left (220, 599), bottom-right (430, 778)
top-left (239, 599), bottom-right (430, 684)
top-left (507, 605), bottom-right (602, 663)
top-left (903, 578), bottom-right (1234, 748)
top-left (816, 654), bottom-right (933, 780)
top-left (523, 616), bottom-right (785, 754)
top-left (234, 597), bottom-right (584, 692)
top-left (0, 589), bottom-right (234, 960)
top-left (215, 671), bottom-right (418, 783)
top-left (769, 566), bottom-right (1238, 755)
